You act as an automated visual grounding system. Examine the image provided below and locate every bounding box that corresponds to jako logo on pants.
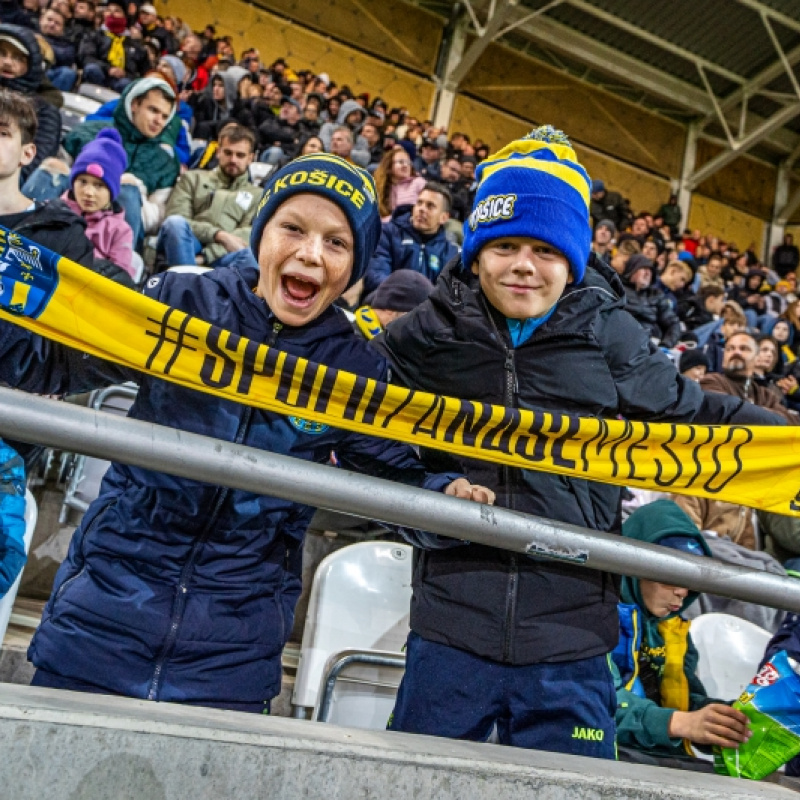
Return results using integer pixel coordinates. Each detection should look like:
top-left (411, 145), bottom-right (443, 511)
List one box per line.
top-left (571, 726), bottom-right (604, 741)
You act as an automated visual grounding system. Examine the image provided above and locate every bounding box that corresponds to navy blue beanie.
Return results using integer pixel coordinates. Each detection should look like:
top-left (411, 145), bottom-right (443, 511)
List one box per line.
top-left (250, 154), bottom-right (381, 289)
top-left (462, 126), bottom-right (592, 283)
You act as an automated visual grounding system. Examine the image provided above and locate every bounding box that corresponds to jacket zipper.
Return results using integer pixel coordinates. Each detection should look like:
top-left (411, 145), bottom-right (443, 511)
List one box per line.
top-left (147, 320), bottom-right (282, 701)
top-left (482, 300), bottom-right (519, 663)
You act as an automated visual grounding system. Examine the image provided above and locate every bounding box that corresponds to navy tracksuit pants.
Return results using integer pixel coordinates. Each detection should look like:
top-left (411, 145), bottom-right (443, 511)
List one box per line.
top-left (388, 631), bottom-right (617, 759)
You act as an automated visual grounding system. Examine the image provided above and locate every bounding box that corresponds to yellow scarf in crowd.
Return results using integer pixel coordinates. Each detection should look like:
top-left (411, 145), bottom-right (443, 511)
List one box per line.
top-left (1, 225), bottom-right (800, 516)
top-left (105, 32), bottom-right (126, 71)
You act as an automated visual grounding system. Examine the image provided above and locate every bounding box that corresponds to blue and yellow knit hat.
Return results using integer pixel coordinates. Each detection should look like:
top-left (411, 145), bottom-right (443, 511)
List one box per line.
top-left (462, 126), bottom-right (592, 283)
top-left (250, 153), bottom-right (381, 289)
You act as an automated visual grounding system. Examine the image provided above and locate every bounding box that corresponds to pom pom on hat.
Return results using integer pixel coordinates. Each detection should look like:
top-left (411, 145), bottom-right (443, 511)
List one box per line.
top-left (70, 128), bottom-right (127, 201)
top-left (250, 153), bottom-right (381, 290)
top-left (462, 125), bottom-right (592, 283)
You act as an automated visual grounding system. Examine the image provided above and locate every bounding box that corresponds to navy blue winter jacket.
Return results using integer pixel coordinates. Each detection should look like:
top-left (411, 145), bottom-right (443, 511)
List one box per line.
top-left (363, 207), bottom-right (460, 296)
top-left (0, 265), bottom-right (457, 710)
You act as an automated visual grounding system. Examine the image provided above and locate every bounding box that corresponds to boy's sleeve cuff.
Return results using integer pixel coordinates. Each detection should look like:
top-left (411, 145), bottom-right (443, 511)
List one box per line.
top-left (642, 705), bottom-right (682, 748)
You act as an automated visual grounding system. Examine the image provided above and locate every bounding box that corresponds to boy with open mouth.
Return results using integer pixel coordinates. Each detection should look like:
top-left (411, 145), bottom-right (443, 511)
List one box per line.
top-left (0, 151), bottom-right (491, 712)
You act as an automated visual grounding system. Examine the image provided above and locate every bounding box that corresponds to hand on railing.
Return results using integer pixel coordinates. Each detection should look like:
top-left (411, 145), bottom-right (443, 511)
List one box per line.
top-left (445, 478), bottom-right (495, 505)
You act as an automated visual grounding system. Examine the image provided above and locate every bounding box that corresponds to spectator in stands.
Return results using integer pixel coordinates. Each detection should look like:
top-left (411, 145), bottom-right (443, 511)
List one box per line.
top-left (609, 237), bottom-right (640, 276)
top-left (258, 96), bottom-right (301, 165)
top-left (591, 219), bottom-right (615, 261)
top-left (176, 33), bottom-right (208, 92)
top-left (697, 251), bottom-right (725, 289)
top-left (657, 194), bottom-right (681, 236)
top-left (0, 150), bottom-right (490, 714)
top-left (773, 233), bottom-right (799, 279)
top-left (621, 254), bottom-right (682, 348)
top-left (414, 138), bottom-right (441, 180)
top-left (0, 0), bottom-right (39, 30)
top-left (0, 438), bottom-right (26, 599)
top-left (157, 123), bottom-right (258, 268)
top-left (353, 270), bottom-right (433, 340)
top-left (298, 97), bottom-right (321, 138)
top-left (682, 284), bottom-right (725, 331)
top-left (730, 270), bottom-right (767, 329)
top-left (678, 349), bottom-right (709, 381)
top-left (699, 300), bottom-right (746, 372)
top-left (435, 154), bottom-right (469, 223)
top-left (0, 89), bottom-right (94, 268)
top-left (360, 120), bottom-right (382, 167)
top-left (79, 0), bottom-right (148, 91)
top-left (612, 500), bottom-right (749, 770)
top-left (377, 127), bottom-right (783, 760)
top-left (765, 279), bottom-right (793, 321)
top-left (701, 331), bottom-right (798, 423)
top-left (590, 178), bottom-right (625, 231)
top-left (136, 4), bottom-right (174, 55)
top-left (0, 24), bottom-right (60, 183)
top-left (24, 76), bottom-right (179, 249)
top-left (188, 72), bottom-right (230, 140)
top-left (61, 128), bottom-right (135, 285)
top-left (374, 145), bottom-right (425, 222)
top-left (67, 0), bottom-right (96, 42)
top-left (319, 98), bottom-right (369, 167)
top-left (38, 5), bottom-right (76, 91)
top-left (363, 182), bottom-right (457, 295)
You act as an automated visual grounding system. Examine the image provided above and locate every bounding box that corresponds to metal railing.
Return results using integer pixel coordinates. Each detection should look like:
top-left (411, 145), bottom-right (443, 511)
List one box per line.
top-left (1, 385), bottom-right (799, 612)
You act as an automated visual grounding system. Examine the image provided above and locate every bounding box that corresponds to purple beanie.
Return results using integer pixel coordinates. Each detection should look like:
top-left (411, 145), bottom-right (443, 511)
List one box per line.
top-left (70, 128), bottom-right (128, 201)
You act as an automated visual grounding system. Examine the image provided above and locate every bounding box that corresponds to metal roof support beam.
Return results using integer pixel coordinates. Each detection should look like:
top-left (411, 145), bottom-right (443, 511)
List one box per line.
top-left (768, 160), bottom-right (791, 254)
top-left (777, 181), bottom-right (800, 225)
top-left (446, 0), bottom-right (522, 88)
top-left (761, 12), bottom-right (800, 103)
top-left (564, 0), bottom-right (745, 85)
top-left (678, 122), bottom-right (699, 230)
top-left (697, 64), bottom-right (735, 147)
top-left (701, 43), bottom-right (800, 127)
top-left (735, 0), bottom-right (800, 36)
top-left (689, 103), bottom-right (800, 189)
top-left (432, 10), bottom-right (469, 130)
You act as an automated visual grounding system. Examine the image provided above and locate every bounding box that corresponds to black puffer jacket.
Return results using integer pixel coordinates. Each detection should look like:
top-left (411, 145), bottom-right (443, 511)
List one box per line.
top-left (7, 199), bottom-right (94, 269)
top-left (0, 25), bottom-right (62, 183)
top-left (376, 256), bottom-right (785, 666)
top-left (621, 258), bottom-right (682, 347)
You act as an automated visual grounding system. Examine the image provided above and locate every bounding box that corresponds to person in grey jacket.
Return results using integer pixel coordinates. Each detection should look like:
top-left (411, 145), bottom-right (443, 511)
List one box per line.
top-left (319, 98), bottom-right (370, 167)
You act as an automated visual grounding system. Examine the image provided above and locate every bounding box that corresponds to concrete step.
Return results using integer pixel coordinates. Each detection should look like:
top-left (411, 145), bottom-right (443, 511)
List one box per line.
top-left (0, 683), bottom-right (795, 800)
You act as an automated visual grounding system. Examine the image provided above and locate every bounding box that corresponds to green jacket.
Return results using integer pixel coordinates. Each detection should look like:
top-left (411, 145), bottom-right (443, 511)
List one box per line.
top-left (164, 167), bottom-right (261, 264)
top-left (611, 500), bottom-right (716, 758)
top-left (64, 80), bottom-right (180, 195)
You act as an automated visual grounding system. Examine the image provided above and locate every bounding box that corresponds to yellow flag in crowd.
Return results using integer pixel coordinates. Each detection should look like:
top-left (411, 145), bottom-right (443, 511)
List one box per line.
top-left (0, 226), bottom-right (798, 516)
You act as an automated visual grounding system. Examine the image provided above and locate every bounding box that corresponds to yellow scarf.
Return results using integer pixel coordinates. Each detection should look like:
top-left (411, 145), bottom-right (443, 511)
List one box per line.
top-left (658, 616), bottom-right (695, 756)
top-left (105, 32), bottom-right (126, 71)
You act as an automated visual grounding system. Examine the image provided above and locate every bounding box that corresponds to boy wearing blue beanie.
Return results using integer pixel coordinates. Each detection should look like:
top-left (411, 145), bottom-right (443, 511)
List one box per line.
top-left (376, 127), bottom-right (786, 758)
top-left (0, 152), bottom-right (491, 711)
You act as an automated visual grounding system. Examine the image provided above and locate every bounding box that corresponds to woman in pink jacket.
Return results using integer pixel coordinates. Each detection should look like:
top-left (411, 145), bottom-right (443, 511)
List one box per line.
top-left (61, 128), bottom-right (135, 279)
top-left (374, 145), bottom-right (426, 222)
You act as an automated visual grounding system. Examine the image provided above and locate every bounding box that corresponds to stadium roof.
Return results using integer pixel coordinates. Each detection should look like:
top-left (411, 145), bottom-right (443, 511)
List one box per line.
top-left (413, 0), bottom-right (800, 181)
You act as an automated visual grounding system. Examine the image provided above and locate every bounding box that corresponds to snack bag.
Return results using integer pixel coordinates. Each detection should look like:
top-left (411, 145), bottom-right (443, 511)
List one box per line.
top-left (714, 650), bottom-right (800, 779)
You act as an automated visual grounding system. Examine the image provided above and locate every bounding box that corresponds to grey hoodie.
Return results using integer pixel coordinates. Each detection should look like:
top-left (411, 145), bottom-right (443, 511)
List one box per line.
top-left (319, 98), bottom-right (370, 167)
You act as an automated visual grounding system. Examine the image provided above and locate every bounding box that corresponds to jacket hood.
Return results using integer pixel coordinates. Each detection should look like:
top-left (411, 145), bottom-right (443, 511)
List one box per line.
top-left (0, 24), bottom-right (43, 93)
top-left (337, 98), bottom-right (366, 127)
top-left (217, 66), bottom-right (248, 112)
top-left (622, 253), bottom-right (655, 283)
top-left (746, 270), bottom-right (766, 289)
top-left (621, 499), bottom-right (711, 619)
top-left (114, 77), bottom-right (177, 139)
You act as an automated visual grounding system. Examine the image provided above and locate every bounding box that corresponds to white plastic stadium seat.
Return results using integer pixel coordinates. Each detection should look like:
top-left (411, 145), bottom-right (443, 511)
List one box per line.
top-left (61, 91), bottom-right (101, 116)
top-left (691, 612), bottom-right (772, 700)
top-left (293, 541), bottom-right (412, 729)
top-left (59, 384), bottom-right (138, 522)
top-left (78, 84), bottom-right (120, 104)
top-left (0, 490), bottom-right (37, 644)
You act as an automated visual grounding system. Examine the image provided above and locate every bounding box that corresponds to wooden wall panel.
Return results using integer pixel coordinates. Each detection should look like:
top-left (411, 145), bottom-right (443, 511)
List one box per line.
top-left (249, 0), bottom-right (443, 74)
top-left (449, 95), bottom-right (529, 153)
top-left (461, 42), bottom-right (685, 179)
top-left (694, 139), bottom-right (777, 222)
top-left (689, 195), bottom-right (765, 254)
top-left (160, 0), bottom-right (436, 118)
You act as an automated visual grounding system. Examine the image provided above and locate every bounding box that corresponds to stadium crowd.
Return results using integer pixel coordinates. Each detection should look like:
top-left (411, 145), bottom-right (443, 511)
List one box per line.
top-left (3, 0), bottom-right (800, 782)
